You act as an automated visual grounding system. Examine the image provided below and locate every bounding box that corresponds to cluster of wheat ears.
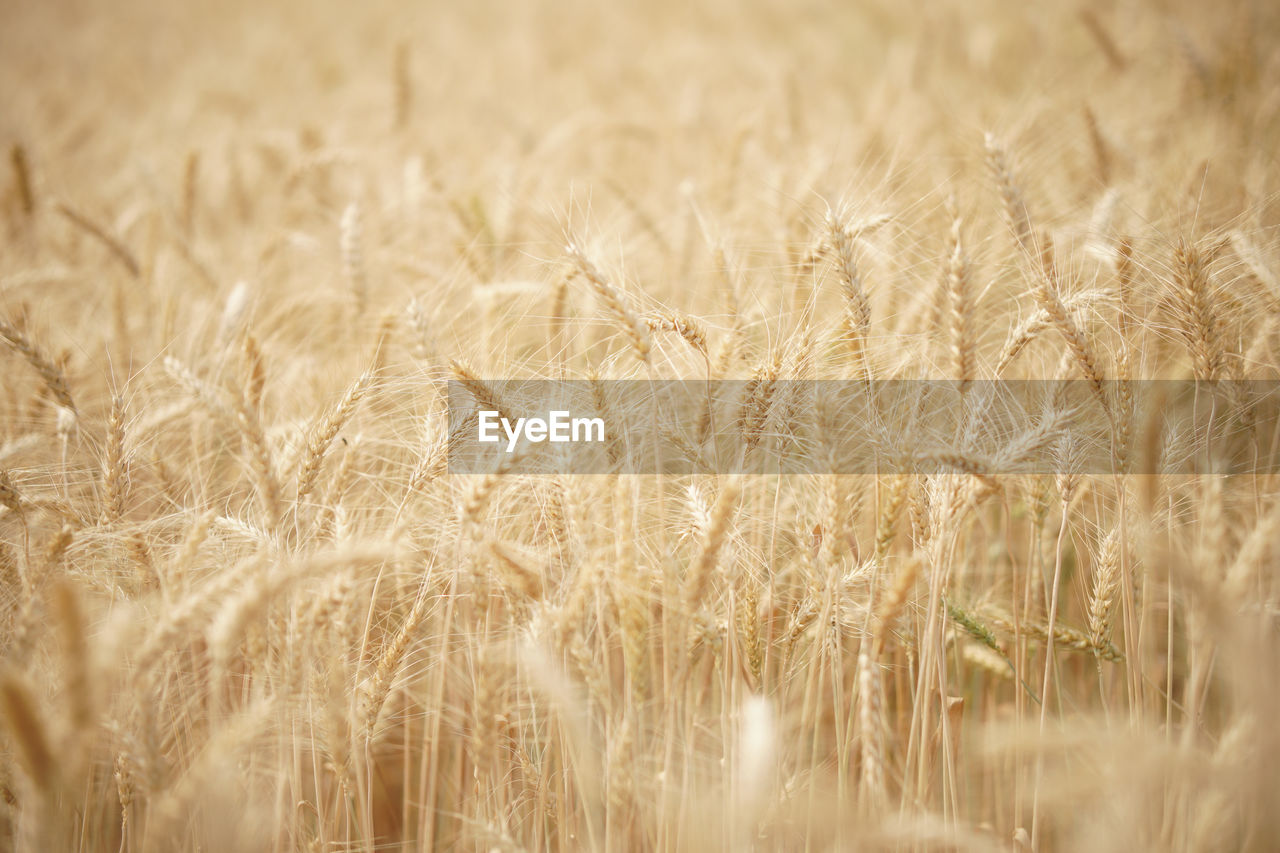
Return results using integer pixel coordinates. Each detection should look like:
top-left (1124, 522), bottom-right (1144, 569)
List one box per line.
top-left (1, 0), bottom-right (1279, 850)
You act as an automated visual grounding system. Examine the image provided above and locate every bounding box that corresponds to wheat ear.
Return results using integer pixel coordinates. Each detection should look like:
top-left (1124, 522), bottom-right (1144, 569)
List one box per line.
top-left (50, 580), bottom-right (94, 734)
top-left (945, 199), bottom-right (975, 389)
top-left (101, 394), bottom-right (127, 524)
top-left (1170, 240), bottom-right (1227, 380)
top-left (449, 359), bottom-right (512, 422)
top-left (341, 202), bottom-right (368, 314)
top-left (1082, 105), bottom-right (1112, 185)
top-left (393, 41), bottom-right (413, 130)
top-left (1034, 236), bottom-right (1110, 414)
top-left (566, 242), bottom-right (652, 366)
top-left (856, 645), bottom-right (886, 807)
top-left (361, 584), bottom-right (430, 737)
top-left (825, 210), bottom-right (872, 378)
top-left (0, 670), bottom-right (55, 791)
top-left (984, 133), bottom-right (1034, 252)
top-left (10, 144), bottom-right (34, 217)
top-left (645, 309), bottom-right (709, 359)
top-left (234, 387), bottom-right (282, 530)
top-left (181, 150), bottom-right (199, 235)
top-left (1087, 527), bottom-right (1124, 650)
top-left (163, 355), bottom-right (234, 423)
top-left (295, 370), bottom-right (374, 502)
top-left (684, 478), bottom-right (739, 612)
top-left (56, 202), bottom-right (141, 278)
top-left (0, 317), bottom-right (77, 416)
top-left (1, 468), bottom-right (25, 522)
top-left (1078, 10), bottom-right (1127, 71)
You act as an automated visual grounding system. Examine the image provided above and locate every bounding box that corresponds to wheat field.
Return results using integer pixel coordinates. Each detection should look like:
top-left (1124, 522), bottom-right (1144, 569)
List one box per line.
top-left (2, 0), bottom-right (1279, 850)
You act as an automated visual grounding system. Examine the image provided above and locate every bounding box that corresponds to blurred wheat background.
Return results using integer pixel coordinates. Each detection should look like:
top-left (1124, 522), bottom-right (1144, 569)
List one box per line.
top-left (2, 0), bottom-right (1279, 850)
